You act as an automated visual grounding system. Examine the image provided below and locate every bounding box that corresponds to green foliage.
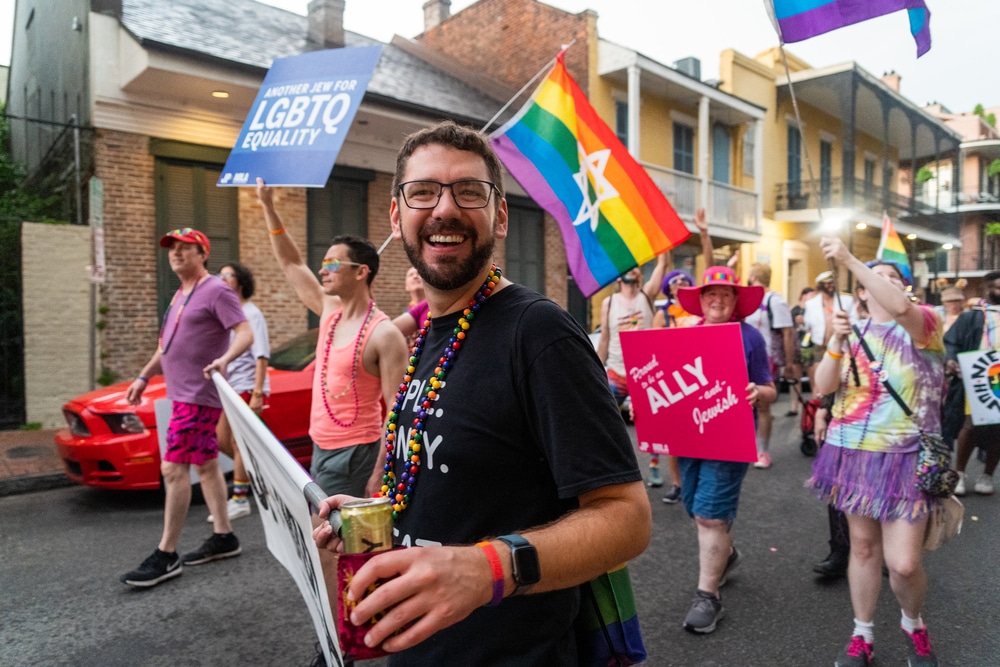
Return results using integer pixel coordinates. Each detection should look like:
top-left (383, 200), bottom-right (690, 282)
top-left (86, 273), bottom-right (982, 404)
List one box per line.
top-left (96, 367), bottom-right (118, 387)
top-left (974, 104), bottom-right (996, 129)
top-left (98, 304), bottom-right (109, 315)
top-left (0, 103), bottom-right (62, 223)
top-left (95, 319), bottom-right (107, 331)
top-left (984, 222), bottom-right (1000, 237)
top-left (989, 159), bottom-right (1000, 179)
top-left (20, 422), bottom-right (42, 431)
top-left (915, 166), bottom-right (934, 184)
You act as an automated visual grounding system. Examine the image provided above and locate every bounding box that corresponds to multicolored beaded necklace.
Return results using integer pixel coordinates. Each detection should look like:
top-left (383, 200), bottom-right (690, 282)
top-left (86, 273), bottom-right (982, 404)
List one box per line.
top-left (159, 272), bottom-right (207, 354)
top-left (837, 319), bottom-right (893, 448)
top-left (379, 265), bottom-right (501, 520)
top-left (319, 299), bottom-right (376, 428)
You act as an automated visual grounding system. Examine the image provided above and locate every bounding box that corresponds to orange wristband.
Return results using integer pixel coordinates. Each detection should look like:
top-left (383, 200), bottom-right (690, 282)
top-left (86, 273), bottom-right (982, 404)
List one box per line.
top-left (269, 227), bottom-right (286, 236)
top-left (476, 541), bottom-right (504, 607)
top-left (826, 348), bottom-right (844, 360)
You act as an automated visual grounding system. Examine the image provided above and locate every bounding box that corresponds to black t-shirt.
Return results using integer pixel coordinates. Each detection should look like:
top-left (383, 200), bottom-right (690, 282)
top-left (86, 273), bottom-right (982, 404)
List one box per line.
top-left (387, 284), bottom-right (641, 667)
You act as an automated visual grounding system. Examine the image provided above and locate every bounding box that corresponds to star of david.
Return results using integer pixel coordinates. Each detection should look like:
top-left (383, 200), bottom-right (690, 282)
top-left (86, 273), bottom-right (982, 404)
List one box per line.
top-left (572, 145), bottom-right (619, 231)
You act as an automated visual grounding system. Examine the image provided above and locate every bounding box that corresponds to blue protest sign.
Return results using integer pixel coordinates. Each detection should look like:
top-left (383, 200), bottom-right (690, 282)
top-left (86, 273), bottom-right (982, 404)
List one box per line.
top-left (219, 45), bottom-right (383, 188)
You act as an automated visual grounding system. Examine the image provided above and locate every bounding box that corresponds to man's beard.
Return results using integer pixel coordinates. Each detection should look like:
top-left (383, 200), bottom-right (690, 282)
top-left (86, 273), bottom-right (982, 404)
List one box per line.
top-left (401, 226), bottom-right (496, 292)
top-left (821, 283), bottom-right (835, 295)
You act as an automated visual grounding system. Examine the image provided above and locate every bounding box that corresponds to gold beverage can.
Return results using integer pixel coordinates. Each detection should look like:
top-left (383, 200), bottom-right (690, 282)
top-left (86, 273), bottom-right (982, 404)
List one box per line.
top-left (340, 497), bottom-right (393, 554)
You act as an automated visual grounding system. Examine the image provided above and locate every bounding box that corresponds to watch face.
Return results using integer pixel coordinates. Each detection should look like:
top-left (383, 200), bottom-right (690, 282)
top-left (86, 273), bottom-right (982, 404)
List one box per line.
top-left (512, 544), bottom-right (541, 585)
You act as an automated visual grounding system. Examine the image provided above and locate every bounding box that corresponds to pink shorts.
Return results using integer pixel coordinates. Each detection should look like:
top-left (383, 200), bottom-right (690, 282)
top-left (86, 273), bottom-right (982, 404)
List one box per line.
top-left (164, 401), bottom-right (223, 466)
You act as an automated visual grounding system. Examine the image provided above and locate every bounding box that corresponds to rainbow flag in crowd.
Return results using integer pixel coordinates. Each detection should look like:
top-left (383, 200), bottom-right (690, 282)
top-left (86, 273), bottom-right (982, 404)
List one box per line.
top-left (877, 212), bottom-right (913, 282)
top-left (770, 0), bottom-right (931, 57)
top-left (489, 52), bottom-right (690, 298)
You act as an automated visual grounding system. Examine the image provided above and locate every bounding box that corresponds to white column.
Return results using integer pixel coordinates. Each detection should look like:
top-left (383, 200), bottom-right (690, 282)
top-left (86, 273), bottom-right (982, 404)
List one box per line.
top-left (699, 95), bottom-right (710, 213)
top-left (754, 119), bottom-right (764, 232)
top-left (627, 65), bottom-right (641, 158)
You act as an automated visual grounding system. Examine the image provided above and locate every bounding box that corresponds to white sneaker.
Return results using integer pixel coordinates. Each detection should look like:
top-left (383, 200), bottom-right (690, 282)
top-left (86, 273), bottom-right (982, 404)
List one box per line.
top-left (954, 471), bottom-right (967, 496)
top-left (974, 474), bottom-right (995, 495)
top-left (207, 498), bottom-right (252, 523)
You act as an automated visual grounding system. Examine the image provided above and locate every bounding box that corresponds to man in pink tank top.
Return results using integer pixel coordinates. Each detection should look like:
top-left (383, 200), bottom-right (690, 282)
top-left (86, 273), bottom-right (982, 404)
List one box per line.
top-left (255, 181), bottom-right (409, 499)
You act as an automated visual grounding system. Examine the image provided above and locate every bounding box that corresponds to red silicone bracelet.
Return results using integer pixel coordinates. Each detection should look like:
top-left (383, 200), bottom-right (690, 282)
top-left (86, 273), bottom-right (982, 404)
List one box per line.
top-left (476, 541), bottom-right (504, 607)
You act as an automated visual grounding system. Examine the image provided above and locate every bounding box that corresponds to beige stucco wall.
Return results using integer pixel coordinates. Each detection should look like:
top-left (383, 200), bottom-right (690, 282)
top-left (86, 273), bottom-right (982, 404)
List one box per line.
top-left (22, 222), bottom-right (93, 427)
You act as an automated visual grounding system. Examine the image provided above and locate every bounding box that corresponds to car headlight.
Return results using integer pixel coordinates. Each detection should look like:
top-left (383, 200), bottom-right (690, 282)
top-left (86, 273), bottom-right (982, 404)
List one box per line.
top-left (64, 410), bottom-right (91, 437)
top-left (101, 413), bottom-right (147, 434)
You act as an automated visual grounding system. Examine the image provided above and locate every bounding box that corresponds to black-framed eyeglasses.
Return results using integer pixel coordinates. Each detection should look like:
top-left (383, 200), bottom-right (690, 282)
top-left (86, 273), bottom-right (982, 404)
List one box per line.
top-left (399, 180), bottom-right (498, 210)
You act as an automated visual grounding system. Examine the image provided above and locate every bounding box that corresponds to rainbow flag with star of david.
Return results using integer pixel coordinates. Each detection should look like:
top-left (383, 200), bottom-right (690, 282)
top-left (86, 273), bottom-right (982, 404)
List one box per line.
top-left (877, 211), bottom-right (913, 282)
top-left (489, 51), bottom-right (690, 298)
top-left (769, 0), bottom-right (931, 58)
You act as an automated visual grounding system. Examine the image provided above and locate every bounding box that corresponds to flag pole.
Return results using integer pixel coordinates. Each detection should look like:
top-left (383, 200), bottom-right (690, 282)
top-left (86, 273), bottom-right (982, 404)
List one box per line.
top-left (479, 39), bottom-right (577, 134)
top-left (771, 4), bottom-right (860, 383)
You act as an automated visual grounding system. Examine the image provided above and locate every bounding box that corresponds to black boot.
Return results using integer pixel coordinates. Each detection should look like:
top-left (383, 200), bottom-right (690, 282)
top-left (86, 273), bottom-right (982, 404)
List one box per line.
top-left (814, 506), bottom-right (850, 577)
top-left (813, 549), bottom-right (849, 577)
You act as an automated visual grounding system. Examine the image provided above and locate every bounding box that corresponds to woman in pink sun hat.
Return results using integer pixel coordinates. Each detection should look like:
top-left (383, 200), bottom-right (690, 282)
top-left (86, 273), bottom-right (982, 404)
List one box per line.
top-left (670, 265), bottom-right (777, 634)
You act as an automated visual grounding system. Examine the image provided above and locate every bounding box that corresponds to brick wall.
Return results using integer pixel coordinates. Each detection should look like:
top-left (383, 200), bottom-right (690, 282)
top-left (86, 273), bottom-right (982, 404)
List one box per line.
top-left (22, 222), bottom-right (92, 427)
top-left (236, 185), bottom-right (312, 348)
top-left (418, 0), bottom-right (591, 95)
top-left (94, 129), bottom-right (158, 383)
top-left (418, 0), bottom-right (589, 308)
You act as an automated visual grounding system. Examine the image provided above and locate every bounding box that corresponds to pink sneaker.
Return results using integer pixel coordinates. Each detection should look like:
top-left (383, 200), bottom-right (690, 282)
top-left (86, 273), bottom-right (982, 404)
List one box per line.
top-left (754, 452), bottom-right (772, 469)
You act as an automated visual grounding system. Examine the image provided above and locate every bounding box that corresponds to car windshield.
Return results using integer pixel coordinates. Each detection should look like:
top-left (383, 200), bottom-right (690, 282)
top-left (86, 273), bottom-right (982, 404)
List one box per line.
top-left (269, 329), bottom-right (319, 372)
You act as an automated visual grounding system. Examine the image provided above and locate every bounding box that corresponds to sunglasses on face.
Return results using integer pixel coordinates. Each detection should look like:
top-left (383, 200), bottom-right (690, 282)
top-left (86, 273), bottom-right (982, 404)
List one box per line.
top-left (320, 259), bottom-right (363, 273)
top-left (219, 271), bottom-right (235, 279)
top-left (669, 276), bottom-right (690, 286)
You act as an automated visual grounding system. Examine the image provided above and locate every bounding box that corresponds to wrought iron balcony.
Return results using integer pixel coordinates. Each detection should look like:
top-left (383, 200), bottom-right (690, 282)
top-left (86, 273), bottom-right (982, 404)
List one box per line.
top-left (775, 177), bottom-right (959, 237)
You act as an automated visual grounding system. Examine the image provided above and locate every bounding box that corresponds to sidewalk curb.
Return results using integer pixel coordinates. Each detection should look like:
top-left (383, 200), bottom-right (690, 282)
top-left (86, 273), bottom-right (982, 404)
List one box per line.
top-left (0, 473), bottom-right (74, 498)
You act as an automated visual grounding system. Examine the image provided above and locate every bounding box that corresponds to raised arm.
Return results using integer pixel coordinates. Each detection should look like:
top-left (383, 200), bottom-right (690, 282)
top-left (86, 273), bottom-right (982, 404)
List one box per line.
top-left (642, 252), bottom-right (669, 303)
top-left (694, 207), bottom-right (714, 263)
top-left (819, 237), bottom-right (928, 345)
top-left (596, 296), bottom-right (612, 364)
top-left (256, 178), bottom-right (328, 317)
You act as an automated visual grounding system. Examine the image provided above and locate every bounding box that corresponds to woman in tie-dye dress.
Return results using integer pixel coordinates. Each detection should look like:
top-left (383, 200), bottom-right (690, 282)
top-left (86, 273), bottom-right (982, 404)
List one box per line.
top-left (809, 236), bottom-right (945, 667)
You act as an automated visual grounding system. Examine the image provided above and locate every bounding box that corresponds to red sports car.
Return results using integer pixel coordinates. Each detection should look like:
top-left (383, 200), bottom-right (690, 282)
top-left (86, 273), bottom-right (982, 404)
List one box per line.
top-left (55, 329), bottom-right (319, 491)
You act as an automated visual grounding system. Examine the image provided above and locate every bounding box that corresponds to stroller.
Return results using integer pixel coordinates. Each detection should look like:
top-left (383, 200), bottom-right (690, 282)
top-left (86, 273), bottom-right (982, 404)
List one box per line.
top-left (788, 380), bottom-right (820, 456)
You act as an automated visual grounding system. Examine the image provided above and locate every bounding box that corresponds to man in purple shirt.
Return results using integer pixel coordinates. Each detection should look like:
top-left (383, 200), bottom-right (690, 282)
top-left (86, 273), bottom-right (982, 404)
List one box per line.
top-left (121, 228), bottom-right (253, 588)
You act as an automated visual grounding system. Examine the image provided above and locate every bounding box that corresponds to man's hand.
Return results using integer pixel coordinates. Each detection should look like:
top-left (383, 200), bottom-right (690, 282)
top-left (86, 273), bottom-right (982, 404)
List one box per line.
top-left (256, 177), bottom-right (275, 212)
top-left (248, 393), bottom-right (264, 414)
top-left (125, 379), bottom-right (146, 406)
top-left (344, 545), bottom-right (494, 653)
top-left (313, 494), bottom-right (366, 554)
top-left (946, 359), bottom-right (961, 378)
top-left (745, 381), bottom-right (760, 407)
top-left (203, 358), bottom-right (228, 379)
top-left (694, 207), bottom-right (708, 233)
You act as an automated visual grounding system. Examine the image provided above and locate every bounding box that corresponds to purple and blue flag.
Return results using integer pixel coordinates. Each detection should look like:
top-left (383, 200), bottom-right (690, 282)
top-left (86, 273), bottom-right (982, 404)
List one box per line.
top-left (769, 0), bottom-right (931, 57)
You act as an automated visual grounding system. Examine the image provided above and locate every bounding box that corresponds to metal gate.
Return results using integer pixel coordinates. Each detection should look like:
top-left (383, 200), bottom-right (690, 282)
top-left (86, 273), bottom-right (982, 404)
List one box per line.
top-left (0, 218), bottom-right (25, 428)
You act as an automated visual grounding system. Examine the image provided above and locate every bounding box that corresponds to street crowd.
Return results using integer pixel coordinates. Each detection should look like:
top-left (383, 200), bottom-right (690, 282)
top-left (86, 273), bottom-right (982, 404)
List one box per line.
top-left (118, 121), bottom-right (1000, 667)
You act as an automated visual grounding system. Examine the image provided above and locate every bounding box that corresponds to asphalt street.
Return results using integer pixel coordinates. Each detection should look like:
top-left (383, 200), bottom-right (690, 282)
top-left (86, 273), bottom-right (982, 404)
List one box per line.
top-left (2, 404), bottom-right (999, 666)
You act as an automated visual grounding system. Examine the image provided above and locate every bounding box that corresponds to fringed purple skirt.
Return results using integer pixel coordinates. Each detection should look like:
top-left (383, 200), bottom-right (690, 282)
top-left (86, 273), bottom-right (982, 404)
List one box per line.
top-left (808, 445), bottom-right (937, 523)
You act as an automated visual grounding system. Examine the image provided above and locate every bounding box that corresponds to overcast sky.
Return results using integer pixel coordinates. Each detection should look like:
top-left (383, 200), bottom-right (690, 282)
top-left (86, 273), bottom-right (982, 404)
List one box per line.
top-left (2, 0), bottom-right (995, 114)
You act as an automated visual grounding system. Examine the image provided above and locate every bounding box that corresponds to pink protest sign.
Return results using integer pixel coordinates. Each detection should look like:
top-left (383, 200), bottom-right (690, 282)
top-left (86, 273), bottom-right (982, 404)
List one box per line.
top-left (620, 323), bottom-right (757, 463)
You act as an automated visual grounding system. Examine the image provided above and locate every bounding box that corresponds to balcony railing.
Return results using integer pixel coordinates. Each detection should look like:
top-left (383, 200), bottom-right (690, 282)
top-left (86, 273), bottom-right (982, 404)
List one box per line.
top-left (644, 162), bottom-right (760, 236)
top-left (775, 177), bottom-right (960, 238)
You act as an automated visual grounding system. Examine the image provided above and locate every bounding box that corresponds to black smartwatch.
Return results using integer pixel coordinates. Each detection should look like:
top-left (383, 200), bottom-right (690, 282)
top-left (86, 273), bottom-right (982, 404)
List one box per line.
top-left (497, 534), bottom-right (541, 594)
